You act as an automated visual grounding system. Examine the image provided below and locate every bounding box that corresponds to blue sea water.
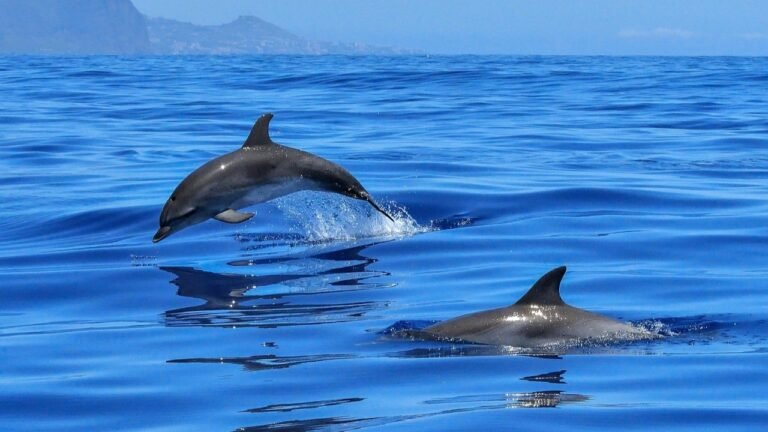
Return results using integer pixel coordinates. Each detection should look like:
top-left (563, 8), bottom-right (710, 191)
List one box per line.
top-left (1, 55), bottom-right (768, 431)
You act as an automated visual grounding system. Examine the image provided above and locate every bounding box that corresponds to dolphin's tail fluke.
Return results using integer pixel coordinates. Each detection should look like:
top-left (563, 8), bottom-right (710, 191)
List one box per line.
top-left (366, 197), bottom-right (395, 222)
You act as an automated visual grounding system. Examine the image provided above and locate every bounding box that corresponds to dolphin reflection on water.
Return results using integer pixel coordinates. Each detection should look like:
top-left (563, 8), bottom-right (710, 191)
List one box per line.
top-left (160, 242), bottom-right (389, 328)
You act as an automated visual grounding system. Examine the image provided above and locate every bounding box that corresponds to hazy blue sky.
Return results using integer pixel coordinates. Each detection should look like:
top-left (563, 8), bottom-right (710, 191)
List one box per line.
top-left (133, 0), bottom-right (768, 55)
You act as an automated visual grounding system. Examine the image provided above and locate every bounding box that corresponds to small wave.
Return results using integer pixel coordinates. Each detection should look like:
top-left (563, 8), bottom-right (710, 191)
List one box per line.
top-left (633, 315), bottom-right (739, 337)
top-left (167, 353), bottom-right (353, 371)
top-left (243, 397), bottom-right (364, 413)
top-left (428, 215), bottom-right (477, 230)
top-left (633, 319), bottom-right (678, 337)
top-left (66, 69), bottom-right (123, 78)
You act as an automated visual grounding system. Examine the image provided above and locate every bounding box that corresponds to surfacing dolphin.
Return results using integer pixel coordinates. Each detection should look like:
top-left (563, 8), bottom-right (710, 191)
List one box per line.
top-left (153, 113), bottom-right (394, 242)
top-left (422, 266), bottom-right (656, 348)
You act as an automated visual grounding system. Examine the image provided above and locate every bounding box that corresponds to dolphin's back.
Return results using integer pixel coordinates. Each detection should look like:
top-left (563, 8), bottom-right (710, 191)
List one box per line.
top-left (274, 145), bottom-right (366, 193)
top-left (422, 267), bottom-right (653, 347)
top-left (423, 307), bottom-right (507, 343)
top-left (425, 304), bottom-right (643, 347)
top-left (237, 113), bottom-right (363, 191)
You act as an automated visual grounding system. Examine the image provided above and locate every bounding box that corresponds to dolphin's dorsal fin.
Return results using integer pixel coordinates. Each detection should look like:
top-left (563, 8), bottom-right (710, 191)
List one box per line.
top-left (514, 266), bottom-right (567, 306)
top-left (242, 113), bottom-right (274, 148)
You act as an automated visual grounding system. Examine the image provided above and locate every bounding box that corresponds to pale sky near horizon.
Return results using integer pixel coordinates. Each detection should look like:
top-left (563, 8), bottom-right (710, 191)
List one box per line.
top-left (132, 0), bottom-right (768, 55)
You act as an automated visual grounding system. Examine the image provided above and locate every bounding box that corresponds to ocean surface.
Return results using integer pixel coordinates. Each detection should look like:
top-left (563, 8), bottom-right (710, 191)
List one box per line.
top-left (1, 55), bottom-right (767, 431)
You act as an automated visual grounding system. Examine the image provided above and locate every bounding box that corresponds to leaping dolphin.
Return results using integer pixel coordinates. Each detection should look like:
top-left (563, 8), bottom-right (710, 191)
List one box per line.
top-left (153, 113), bottom-right (394, 243)
top-left (422, 266), bottom-right (656, 348)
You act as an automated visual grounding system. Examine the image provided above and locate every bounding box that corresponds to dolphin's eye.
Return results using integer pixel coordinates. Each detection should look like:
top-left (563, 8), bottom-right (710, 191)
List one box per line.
top-left (171, 196), bottom-right (176, 202)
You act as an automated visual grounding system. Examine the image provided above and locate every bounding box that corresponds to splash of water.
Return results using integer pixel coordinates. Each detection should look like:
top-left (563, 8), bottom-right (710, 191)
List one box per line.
top-left (633, 319), bottom-right (678, 337)
top-left (274, 192), bottom-right (427, 243)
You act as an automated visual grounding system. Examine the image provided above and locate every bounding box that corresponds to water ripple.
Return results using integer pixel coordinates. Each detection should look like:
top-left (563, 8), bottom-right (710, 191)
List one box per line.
top-left (2, 55), bottom-right (768, 431)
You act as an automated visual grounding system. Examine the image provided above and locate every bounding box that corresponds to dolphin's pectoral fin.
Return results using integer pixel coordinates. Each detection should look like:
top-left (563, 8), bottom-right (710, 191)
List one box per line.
top-left (214, 209), bottom-right (255, 224)
top-left (242, 113), bottom-right (275, 148)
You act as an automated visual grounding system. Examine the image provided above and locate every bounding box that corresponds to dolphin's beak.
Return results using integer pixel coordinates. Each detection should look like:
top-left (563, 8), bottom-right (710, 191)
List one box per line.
top-left (153, 226), bottom-right (172, 243)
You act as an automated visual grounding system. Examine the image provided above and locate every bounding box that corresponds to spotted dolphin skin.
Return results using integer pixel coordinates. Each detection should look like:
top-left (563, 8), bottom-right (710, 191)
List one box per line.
top-left (153, 113), bottom-right (393, 243)
top-left (422, 266), bottom-right (656, 347)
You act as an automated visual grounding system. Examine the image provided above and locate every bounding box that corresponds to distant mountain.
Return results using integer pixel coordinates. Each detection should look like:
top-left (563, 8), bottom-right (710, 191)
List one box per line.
top-left (0, 0), bottom-right (150, 54)
top-left (146, 15), bottom-right (414, 55)
top-left (0, 0), bottom-right (413, 55)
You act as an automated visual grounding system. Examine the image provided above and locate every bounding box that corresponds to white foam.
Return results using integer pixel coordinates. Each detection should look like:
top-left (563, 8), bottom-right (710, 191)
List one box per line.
top-left (273, 192), bottom-right (428, 243)
top-left (634, 319), bottom-right (678, 337)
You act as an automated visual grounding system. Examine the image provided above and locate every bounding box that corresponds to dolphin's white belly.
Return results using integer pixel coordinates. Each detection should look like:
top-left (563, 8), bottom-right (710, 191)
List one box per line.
top-left (231, 178), bottom-right (321, 209)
